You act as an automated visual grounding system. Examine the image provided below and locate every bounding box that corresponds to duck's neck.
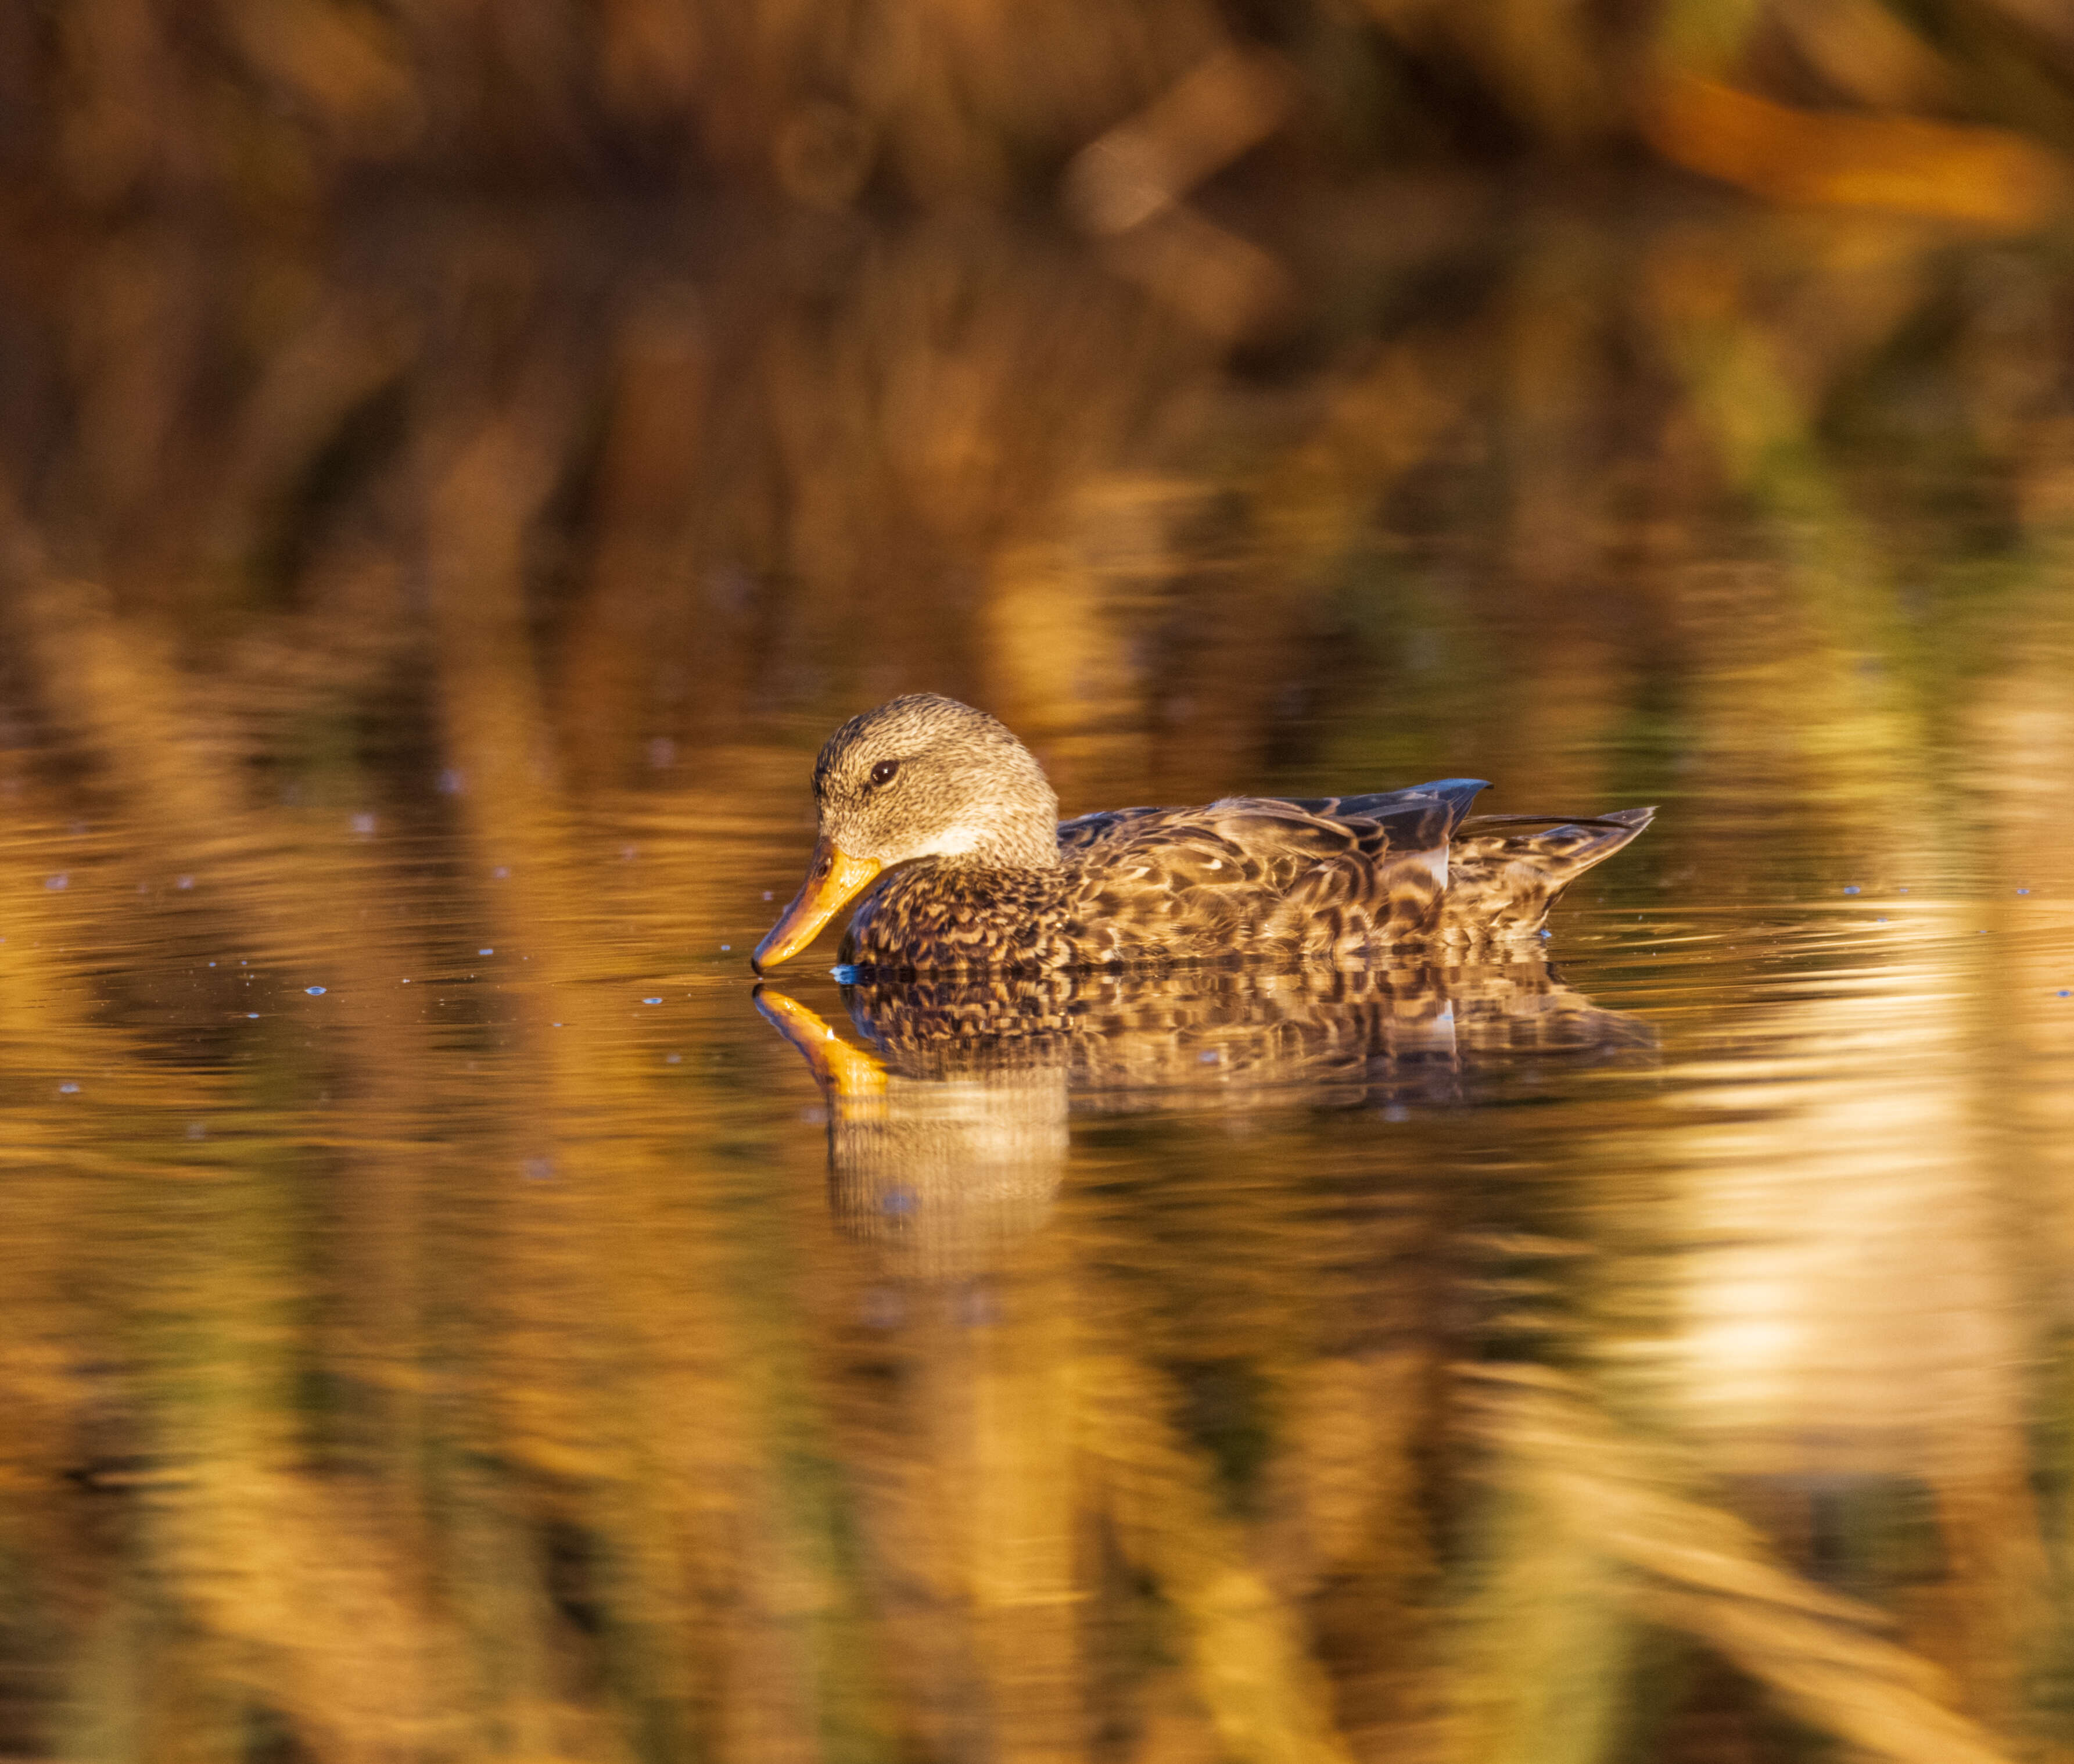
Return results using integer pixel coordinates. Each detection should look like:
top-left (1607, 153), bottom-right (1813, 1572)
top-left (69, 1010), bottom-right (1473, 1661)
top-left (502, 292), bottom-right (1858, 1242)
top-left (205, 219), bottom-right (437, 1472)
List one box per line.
top-left (932, 815), bottom-right (1063, 871)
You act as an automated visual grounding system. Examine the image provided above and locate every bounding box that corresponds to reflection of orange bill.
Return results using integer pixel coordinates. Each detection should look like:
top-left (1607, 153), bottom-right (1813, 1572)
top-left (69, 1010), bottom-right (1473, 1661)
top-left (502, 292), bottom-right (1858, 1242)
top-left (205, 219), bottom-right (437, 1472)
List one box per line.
top-left (751, 839), bottom-right (883, 971)
top-left (752, 986), bottom-right (888, 1100)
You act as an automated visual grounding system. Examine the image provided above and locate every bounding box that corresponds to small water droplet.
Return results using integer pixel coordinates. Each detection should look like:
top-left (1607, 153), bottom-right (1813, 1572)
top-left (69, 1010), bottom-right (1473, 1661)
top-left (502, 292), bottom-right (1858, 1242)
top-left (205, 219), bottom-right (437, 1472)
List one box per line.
top-left (762, 891), bottom-right (774, 901)
top-left (350, 813), bottom-right (376, 834)
top-left (58, 1082), bottom-right (78, 1094)
top-left (882, 1188), bottom-right (918, 1216)
top-left (492, 866), bottom-right (509, 880)
top-left (44, 873), bottom-right (66, 891)
top-left (478, 947), bottom-right (494, 955)
top-left (2018, 888), bottom-right (2031, 895)
top-left (642, 996), bottom-right (662, 1005)
top-left (176, 876), bottom-right (194, 890)
top-left (665, 1053), bottom-right (681, 1064)
top-left (1843, 885), bottom-right (1860, 895)
top-left (306, 985), bottom-right (327, 995)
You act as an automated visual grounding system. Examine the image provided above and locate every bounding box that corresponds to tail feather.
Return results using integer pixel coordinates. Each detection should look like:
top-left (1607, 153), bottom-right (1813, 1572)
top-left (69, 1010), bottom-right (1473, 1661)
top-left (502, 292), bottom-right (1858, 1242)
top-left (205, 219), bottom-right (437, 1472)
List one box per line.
top-left (1443, 807), bottom-right (1655, 940)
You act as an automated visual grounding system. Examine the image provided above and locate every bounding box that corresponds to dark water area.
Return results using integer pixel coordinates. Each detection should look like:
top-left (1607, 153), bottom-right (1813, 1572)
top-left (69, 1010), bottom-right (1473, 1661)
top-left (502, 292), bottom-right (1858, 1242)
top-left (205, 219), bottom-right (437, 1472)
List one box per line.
top-left (3, 187), bottom-right (2074, 1763)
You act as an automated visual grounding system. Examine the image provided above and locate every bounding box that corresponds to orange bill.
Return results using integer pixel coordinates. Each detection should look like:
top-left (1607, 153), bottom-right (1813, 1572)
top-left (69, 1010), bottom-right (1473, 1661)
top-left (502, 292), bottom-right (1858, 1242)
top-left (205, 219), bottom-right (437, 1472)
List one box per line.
top-left (751, 838), bottom-right (884, 971)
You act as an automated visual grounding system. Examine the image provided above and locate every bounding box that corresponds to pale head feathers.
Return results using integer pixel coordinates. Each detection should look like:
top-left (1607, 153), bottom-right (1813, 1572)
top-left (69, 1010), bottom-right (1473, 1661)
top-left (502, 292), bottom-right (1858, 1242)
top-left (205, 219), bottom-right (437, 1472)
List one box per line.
top-left (811, 693), bottom-right (1062, 870)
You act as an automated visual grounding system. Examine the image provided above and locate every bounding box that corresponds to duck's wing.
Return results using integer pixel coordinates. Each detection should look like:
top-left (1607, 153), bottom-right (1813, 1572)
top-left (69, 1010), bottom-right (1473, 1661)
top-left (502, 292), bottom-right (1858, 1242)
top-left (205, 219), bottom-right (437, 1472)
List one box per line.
top-left (1276, 778), bottom-right (1490, 828)
top-left (1056, 780), bottom-right (1487, 857)
top-left (1438, 807), bottom-right (1656, 940)
top-left (1058, 805), bottom-right (1172, 854)
top-left (1063, 792), bottom-right (1481, 962)
top-left (1059, 787), bottom-right (1649, 960)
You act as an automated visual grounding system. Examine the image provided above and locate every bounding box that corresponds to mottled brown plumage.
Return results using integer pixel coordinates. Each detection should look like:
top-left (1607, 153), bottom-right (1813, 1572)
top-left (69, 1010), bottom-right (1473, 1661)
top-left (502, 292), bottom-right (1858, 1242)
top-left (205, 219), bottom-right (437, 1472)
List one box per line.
top-left (751, 694), bottom-right (1654, 976)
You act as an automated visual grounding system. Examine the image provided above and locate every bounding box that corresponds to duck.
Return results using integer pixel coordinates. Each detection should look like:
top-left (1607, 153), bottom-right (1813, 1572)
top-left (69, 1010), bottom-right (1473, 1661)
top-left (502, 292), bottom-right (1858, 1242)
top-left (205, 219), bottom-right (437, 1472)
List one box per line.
top-left (750, 693), bottom-right (1653, 976)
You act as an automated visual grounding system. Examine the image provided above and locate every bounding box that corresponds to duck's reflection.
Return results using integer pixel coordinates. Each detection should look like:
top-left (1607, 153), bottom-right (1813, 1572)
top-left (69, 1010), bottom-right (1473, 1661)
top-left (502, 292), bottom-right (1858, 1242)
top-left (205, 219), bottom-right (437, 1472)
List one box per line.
top-left (758, 962), bottom-right (1650, 1271)
top-left (757, 988), bottom-right (1071, 1278)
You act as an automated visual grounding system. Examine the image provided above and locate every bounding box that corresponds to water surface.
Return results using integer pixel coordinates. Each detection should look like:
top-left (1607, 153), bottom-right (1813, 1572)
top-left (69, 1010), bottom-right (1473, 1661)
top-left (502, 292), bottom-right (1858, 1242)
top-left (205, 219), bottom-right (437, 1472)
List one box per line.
top-left (3, 195), bottom-right (2074, 1763)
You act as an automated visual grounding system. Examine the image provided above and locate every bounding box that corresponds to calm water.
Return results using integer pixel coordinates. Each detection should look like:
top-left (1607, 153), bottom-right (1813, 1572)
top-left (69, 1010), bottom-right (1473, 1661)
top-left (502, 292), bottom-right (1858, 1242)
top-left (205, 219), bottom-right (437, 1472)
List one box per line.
top-left (5, 196), bottom-right (2074, 1762)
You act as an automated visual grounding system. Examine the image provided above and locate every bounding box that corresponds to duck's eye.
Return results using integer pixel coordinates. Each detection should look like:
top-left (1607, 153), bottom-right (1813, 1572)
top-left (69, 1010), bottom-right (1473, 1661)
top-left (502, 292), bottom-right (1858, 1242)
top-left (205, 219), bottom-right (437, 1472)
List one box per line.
top-left (869, 759), bottom-right (900, 787)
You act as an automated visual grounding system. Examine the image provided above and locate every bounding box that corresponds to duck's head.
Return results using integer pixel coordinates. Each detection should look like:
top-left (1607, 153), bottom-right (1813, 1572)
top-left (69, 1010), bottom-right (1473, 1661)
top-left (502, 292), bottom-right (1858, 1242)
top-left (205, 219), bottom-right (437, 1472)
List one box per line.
top-left (751, 694), bottom-right (1060, 971)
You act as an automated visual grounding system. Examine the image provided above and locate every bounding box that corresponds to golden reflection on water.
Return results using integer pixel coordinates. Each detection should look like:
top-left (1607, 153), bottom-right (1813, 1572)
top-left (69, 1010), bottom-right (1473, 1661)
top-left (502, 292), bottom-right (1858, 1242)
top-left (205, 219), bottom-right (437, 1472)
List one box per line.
top-left (3, 192), bottom-right (2074, 1762)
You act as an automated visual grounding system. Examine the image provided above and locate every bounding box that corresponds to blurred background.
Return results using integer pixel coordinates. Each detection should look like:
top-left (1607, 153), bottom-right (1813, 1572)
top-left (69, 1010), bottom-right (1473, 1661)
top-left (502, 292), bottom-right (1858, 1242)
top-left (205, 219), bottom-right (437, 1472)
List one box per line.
top-left (8, 0), bottom-right (2074, 805)
top-left (8, 2), bottom-right (2074, 1762)
top-left (6, 0), bottom-right (2074, 791)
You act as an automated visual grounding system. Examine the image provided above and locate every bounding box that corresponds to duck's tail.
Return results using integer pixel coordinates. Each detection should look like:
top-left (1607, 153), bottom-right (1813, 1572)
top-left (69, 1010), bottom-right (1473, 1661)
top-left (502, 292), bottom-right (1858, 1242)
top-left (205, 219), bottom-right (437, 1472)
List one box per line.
top-left (1441, 807), bottom-right (1655, 941)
